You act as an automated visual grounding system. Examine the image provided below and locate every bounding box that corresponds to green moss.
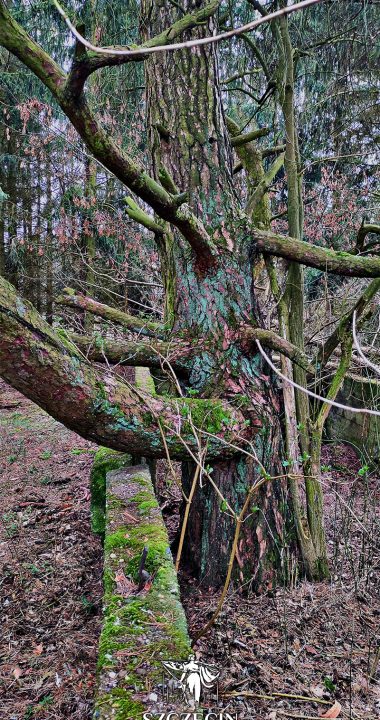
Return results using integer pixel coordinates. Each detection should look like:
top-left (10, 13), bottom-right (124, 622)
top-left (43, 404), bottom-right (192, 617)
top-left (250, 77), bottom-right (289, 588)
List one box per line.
top-left (94, 689), bottom-right (144, 720)
top-left (126, 539), bottom-right (169, 580)
top-left (138, 500), bottom-right (158, 514)
top-left (103, 567), bottom-right (114, 594)
top-left (178, 396), bottom-right (233, 433)
top-left (130, 489), bottom-right (159, 515)
top-left (104, 528), bottom-right (130, 552)
top-left (90, 448), bottom-right (131, 537)
top-left (107, 497), bottom-right (125, 511)
top-left (95, 464), bottom-right (191, 718)
top-left (135, 366), bottom-right (156, 395)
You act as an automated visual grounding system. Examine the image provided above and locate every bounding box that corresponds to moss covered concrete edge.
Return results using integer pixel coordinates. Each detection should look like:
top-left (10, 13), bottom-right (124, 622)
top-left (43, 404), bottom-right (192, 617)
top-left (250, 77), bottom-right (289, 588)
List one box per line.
top-left (90, 447), bottom-right (132, 537)
top-left (93, 460), bottom-right (192, 720)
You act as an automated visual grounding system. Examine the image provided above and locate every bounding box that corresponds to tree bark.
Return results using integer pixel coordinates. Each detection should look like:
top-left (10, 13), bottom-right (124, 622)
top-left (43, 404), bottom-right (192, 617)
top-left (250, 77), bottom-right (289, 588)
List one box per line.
top-left (141, 0), bottom-right (288, 587)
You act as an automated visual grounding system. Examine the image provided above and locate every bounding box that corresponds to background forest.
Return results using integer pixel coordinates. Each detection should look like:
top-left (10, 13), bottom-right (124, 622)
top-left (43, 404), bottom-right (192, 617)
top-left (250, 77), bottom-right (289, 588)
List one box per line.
top-left (1, 1), bottom-right (378, 319)
top-left (0, 0), bottom-right (379, 719)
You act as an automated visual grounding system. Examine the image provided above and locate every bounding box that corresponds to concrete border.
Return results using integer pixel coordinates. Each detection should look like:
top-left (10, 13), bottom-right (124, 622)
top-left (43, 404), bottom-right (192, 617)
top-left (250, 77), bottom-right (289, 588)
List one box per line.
top-left (92, 455), bottom-right (191, 719)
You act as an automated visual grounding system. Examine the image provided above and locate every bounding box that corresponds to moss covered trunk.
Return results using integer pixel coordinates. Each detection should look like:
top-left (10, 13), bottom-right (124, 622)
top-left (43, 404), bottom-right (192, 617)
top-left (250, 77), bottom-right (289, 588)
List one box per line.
top-left (142, 0), bottom-right (290, 587)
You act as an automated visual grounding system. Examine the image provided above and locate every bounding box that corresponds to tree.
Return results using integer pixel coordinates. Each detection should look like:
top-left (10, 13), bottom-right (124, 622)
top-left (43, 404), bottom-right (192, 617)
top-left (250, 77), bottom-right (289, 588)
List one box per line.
top-left (0, 0), bottom-right (379, 588)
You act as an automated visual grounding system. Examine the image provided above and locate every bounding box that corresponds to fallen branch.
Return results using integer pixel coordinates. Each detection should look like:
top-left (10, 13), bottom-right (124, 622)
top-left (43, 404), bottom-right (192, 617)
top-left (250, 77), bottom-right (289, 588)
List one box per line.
top-left (68, 332), bottom-right (191, 374)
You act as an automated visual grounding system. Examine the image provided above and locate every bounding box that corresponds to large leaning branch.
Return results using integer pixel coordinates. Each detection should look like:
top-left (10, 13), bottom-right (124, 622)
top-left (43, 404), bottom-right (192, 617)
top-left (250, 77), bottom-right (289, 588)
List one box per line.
top-left (239, 326), bottom-right (315, 374)
top-left (56, 288), bottom-right (164, 338)
top-left (253, 229), bottom-right (380, 278)
top-left (0, 277), bottom-right (248, 460)
top-left (71, 327), bottom-right (315, 376)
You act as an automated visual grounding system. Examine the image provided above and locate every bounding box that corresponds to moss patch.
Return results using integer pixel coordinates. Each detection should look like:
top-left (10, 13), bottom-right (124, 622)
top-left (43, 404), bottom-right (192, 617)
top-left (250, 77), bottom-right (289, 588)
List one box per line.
top-left (90, 447), bottom-right (131, 537)
top-left (94, 463), bottom-right (191, 719)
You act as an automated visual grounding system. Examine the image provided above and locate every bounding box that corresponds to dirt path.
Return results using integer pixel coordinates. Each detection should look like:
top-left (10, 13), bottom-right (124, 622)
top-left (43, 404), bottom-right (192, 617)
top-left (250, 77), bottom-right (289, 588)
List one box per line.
top-left (0, 380), bottom-right (102, 720)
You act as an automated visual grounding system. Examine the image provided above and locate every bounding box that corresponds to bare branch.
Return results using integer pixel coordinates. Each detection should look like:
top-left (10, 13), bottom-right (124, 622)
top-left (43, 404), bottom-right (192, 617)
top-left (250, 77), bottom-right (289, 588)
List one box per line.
top-left (231, 127), bottom-right (270, 147)
top-left (262, 143), bottom-right (286, 158)
top-left (355, 222), bottom-right (380, 254)
top-left (315, 278), bottom-right (380, 366)
top-left (247, 152), bottom-right (285, 216)
top-left (56, 288), bottom-right (164, 338)
top-left (68, 333), bottom-right (192, 375)
top-left (52, 0), bottom-right (325, 59)
top-left (253, 229), bottom-right (380, 278)
top-left (124, 197), bottom-right (164, 235)
top-left (239, 326), bottom-right (315, 374)
top-left (352, 310), bottom-right (380, 377)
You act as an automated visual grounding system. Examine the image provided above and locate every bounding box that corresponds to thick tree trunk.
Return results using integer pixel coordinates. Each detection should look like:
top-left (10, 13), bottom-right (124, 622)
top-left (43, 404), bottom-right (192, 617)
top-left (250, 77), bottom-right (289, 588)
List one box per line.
top-left (45, 160), bottom-right (53, 325)
top-left (142, 0), bottom-right (289, 587)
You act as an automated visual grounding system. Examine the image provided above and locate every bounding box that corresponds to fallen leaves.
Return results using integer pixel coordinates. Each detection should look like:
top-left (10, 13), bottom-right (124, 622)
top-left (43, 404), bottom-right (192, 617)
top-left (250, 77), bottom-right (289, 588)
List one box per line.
top-left (114, 570), bottom-right (137, 598)
top-left (320, 701), bottom-right (342, 718)
top-left (0, 380), bottom-right (102, 720)
top-left (12, 667), bottom-right (22, 680)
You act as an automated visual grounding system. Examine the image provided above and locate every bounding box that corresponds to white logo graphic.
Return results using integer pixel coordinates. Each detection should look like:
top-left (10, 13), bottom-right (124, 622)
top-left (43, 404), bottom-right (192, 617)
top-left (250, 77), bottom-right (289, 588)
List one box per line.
top-left (162, 654), bottom-right (220, 706)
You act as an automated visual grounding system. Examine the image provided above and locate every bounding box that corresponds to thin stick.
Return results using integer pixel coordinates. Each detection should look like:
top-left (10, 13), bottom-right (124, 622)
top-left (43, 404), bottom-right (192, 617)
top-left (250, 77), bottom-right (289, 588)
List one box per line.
top-left (193, 474), bottom-right (270, 641)
top-left (278, 714), bottom-right (328, 720)
top-left (175, 463), bottom-right (201, 572)
top-left (224, 690), bottom-right (330, 705)
top-left (53, 0), bottom-right (325, 58)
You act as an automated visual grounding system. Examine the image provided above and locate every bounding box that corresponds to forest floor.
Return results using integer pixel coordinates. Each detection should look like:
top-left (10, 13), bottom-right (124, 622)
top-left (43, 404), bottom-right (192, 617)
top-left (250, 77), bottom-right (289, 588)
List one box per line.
top-left (0, 380), bottom-right (103, 720)
top-left (0, 380), bottom-right (379, 720)
top-left (178, 445), bottom-right (380, 720)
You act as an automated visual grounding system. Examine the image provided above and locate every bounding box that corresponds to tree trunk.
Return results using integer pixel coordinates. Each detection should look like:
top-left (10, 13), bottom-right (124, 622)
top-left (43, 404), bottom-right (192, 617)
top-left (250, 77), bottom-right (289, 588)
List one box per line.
top-left (142, 0), bottom-right (290, 588)
top-left (45, 159), bottom-right (54, 325)
top-left (278, 14), bottom-right (329, 578)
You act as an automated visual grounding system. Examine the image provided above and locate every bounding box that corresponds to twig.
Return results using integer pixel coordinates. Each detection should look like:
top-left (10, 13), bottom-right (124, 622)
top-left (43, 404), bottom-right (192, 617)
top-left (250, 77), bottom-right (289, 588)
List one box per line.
top-left (175, 463), bottom-right (201, 572)
top-left (278, 714), bottom-right (327, 719)
top-left (53, 0), bottom-right (325, 58)
top-left (224, 690), bottom-right (330, 705)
